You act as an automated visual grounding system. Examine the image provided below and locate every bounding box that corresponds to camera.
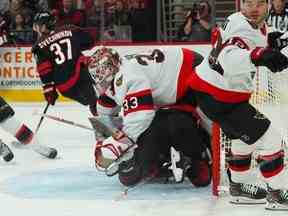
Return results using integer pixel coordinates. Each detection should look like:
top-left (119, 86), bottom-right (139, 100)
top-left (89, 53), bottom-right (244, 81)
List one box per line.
top-left (188, 3), bottom-right (206, 20)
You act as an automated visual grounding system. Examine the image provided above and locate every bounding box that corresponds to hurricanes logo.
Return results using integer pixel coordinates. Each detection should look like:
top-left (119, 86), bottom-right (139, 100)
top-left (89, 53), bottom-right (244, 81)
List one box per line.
top-left (116, 74), bottom-right (123, 86)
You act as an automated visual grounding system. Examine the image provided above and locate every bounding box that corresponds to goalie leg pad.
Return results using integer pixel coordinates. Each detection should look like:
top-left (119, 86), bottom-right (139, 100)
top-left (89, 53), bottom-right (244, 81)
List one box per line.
top-left (15, 124), bottom-right (33, 145)
top-left (0, 97), bottom-right (15, 123)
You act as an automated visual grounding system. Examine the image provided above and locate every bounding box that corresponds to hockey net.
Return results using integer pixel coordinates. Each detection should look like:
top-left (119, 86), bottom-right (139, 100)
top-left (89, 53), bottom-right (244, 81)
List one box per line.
top-left (212, 67), bottom-right (288, 196)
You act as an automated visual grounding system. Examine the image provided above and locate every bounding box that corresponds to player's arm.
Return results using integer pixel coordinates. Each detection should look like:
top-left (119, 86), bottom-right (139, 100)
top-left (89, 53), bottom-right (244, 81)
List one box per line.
top-left (120, 71), bottom-right (155, 143)
top-left (92, 93), bottom-right (122, 139)
top-left (32, 47), bottom-right (54, 84)
top-left (32, 47), bottom-right (58, 105)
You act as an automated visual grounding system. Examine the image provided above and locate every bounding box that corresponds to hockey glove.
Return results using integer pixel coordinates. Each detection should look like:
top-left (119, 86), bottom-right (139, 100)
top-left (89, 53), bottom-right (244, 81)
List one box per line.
top-left (43, 82), bottom-right (58, 105)
top-left (250, 47), bottom-right (288, 72)
top-left (268, 31), bottom-right (288, 50)
top-left (94, 133), bottom-right (135, 171)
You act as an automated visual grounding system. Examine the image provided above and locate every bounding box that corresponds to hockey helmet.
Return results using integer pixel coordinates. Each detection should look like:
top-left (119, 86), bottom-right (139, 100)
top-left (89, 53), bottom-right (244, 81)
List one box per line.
top-left (88, 47), bottom-right (121, 95)
top-left (33, 11), bottom-right (56, 30)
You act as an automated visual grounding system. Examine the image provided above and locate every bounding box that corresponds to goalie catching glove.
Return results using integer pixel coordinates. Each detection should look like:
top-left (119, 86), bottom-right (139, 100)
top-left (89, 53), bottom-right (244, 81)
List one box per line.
top-left (94, 132), bottom-right (136, 175)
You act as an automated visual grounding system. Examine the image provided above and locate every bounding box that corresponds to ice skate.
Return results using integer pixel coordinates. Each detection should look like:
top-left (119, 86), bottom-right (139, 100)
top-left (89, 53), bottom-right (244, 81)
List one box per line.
top-left (229, 181), bottom-right (267, 204)
top-left (266, 187), bottom-right (288, 211)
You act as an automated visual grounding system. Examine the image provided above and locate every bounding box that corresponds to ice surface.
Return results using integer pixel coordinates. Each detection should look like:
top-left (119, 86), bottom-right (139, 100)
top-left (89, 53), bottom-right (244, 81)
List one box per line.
top-left (0, 103), bottom-right (287, 216)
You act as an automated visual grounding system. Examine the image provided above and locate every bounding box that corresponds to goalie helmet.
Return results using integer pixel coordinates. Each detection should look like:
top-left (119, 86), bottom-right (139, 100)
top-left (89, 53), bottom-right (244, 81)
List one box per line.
top-left (88, 47), bottom-right (121, 95)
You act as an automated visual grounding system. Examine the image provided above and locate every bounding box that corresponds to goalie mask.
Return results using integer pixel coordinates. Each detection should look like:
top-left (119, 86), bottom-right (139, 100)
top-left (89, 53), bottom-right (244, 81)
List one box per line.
top-left (88, 47), bottom-right (121, 95)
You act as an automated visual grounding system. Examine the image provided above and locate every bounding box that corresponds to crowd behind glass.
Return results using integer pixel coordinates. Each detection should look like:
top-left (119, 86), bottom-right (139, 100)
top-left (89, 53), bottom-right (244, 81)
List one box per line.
top-left (0, 0), bottom-right (288, 44)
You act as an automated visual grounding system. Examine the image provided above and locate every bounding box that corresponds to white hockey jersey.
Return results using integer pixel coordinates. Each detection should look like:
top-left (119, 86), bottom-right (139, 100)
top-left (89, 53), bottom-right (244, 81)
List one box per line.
top-left (97, 47), bottom-right (198, 142)
top-left (191, 12), bottom-right (268, 103)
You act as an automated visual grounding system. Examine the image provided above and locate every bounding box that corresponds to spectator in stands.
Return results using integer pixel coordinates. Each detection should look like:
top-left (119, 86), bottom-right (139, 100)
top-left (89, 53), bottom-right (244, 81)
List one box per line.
top-left (103, 0), bottom-right (132, 41)
top-left (53, 0), bottom-right (86, 27)
top-left (129, 0), bottom-right (155, 42)
top-left (24, 0), bottom-right (49, 13)
top-left (4, 0), bottom-right (35, 27)
top-left (0, 1), bottom-right (9, 14)
top-left (0, 13), bottom-right (9, 33)
top-left (48, 0), bottom-right (63, 10)
top-left (10, 13), bottom-right (33, 43)
top-left (177, 0), bottom-right (212, 42)
top-left (266, 0), bottom-right (288, 33)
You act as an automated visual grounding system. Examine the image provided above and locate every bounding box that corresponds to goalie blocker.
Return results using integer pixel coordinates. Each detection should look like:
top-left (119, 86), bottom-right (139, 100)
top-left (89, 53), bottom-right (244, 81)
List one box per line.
top-left (93, 108), bottom-right (212, 187)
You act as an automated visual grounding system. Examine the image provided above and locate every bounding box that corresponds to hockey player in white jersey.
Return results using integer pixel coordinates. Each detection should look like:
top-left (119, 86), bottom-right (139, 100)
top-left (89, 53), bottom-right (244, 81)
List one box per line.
top-left (189, 0), bottom-right (288, 210)
top-left (87, 46), bottom-right (212, 187)
top-left (0, 97), bottom-right (58, 160)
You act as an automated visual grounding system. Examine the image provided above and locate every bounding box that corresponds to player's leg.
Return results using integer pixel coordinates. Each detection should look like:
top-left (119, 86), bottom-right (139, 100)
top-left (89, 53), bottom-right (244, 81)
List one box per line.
top-left (0, 97), bottom-right (34, 146)
top-left (218, 102), bottom-right (288, 208)
top-left (0, 97), bottom-right (57, 158)
top-left (220, 103), bottom-right (274, 204)
top-left (163, 109), bottom-right (212, 187)
top-left (253, 123), bottom-right (288, 210)
top-left (60, 67), bottom-right (98, 115)
top-left (118, 114), bottom-right (164, 186)
top-left (194, 92), bottom-right (268, 203)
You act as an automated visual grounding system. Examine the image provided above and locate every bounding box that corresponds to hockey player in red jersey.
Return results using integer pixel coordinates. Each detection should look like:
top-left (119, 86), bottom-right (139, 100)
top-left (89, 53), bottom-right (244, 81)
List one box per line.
top-left (0, 96), bottom-right (58, 160)
top-left (189, 0), bottom-right (288, 210)
top-left (32, 12), bottom-right (98, 115)
top-left (88, 46), bottom-right (212, 187)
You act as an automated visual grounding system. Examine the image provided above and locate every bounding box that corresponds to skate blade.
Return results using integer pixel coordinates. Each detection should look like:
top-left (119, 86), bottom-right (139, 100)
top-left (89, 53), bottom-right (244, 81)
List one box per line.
top-left (230, 196), bottom-right (266, 205)
top-left (265, 202), bottom-right (288, 211)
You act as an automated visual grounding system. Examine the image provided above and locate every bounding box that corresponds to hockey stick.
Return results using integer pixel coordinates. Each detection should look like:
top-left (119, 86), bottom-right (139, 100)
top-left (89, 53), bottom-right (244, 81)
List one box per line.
top-left (35, 103), bottom-right (50, 133)
top-left (31, 103), bottom-right (58, 159)
top-left (33, 112), bottom-right (95, 131)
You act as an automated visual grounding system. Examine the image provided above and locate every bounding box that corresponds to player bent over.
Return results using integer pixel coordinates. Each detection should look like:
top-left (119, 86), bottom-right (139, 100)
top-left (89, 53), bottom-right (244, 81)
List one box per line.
top-left (32, 12), bottom-right (98, 115)
top-left (0, 96), bottom-right (57, 160)
top-left (189, 0), bottom-right (288, 210)
top-left (87, 46), bottom-right (212, 187)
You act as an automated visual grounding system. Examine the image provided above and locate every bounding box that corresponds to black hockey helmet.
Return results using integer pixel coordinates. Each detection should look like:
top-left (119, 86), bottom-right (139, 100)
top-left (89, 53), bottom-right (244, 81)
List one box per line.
top-left (33, 11), bottom-right (56, 30)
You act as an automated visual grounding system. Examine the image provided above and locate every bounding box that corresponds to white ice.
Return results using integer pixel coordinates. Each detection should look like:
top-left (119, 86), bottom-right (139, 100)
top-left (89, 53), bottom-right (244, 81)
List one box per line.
top-left (0, 103), bottom-right (287, 216)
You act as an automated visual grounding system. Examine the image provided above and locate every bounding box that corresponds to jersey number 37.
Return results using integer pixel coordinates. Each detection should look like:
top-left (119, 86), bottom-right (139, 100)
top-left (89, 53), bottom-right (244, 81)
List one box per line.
top-left (50, 38), bottom-right (72, 64)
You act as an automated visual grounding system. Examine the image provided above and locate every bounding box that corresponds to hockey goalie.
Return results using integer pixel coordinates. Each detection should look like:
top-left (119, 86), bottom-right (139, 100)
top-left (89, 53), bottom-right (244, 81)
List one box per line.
top-left (88, 46), bottom-right (212, 187)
